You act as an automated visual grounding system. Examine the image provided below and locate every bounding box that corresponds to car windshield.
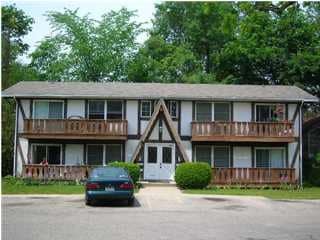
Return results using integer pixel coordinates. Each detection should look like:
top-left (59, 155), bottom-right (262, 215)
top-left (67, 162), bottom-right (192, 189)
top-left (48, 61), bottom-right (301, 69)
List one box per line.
top-left (90, 167), bottom-right (128, 179)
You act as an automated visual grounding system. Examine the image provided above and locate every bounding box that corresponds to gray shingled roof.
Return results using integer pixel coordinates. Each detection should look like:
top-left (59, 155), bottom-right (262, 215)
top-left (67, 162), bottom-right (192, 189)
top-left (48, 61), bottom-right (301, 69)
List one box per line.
top-left (2, 81), bottom-right (318, 102)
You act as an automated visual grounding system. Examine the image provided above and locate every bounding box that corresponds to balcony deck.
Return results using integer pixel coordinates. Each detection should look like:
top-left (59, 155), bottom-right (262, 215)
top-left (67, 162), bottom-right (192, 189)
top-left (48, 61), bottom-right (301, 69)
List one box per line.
top-left (21, 119), bottom-right (128, 140)
top-left (191, 121), bottom-right (295, 142)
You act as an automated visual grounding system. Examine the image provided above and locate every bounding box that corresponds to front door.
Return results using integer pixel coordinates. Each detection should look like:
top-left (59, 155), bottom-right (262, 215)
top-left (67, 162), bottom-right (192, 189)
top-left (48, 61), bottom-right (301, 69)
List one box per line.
top-left (144, 143), bottom-right (175, 180)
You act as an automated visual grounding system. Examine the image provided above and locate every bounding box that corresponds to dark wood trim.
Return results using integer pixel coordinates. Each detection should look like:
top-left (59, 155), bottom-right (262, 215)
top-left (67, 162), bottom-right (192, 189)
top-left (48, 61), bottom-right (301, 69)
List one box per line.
top-left (251, 146), bottom-right (255, 167)
top-left (30, 99), bottom-right (33, 118)
top-left (16, 98), bottom-right (26, 120)
top-left (192, 143), bottom-right (195, 162)
top-left (123, 100), bottom-right (127, 120)
top-left (145, 140), bottom-right (175, 143)
top-left (286, 144), bottom-right (289, 168)
top-left (83, 143), bottom-right (87, 164)
top-left (159, 116), bottom-right (163, 141)
top-left (230, 145), bottom-right (234, 167)
top-left (14, 103), bottom-right (19, 175)
top-left (62, 144), bottom-right (66, 164)
top-left (17, 139), bottom-right (27, 165)
top-left (122, 142), bottom-right (126, 162)
top-left (84, 100), bottom-right (88, 118)
top-left (191, 142), bottom-right (287, 147)
top-left (291, 103), bottom-right (300, 122)
top-left (230, 102), bottom-right (234, 121)
top-left (64, 99), bottom-right (68, 119)
top-left (138, 100), bottom-right (141, 137)
top-left (29, 139), bottom-right (125, 144)
top-left (192, 101), bottom-right (195, 121)
top-left (181, 135), bottom-right (192, 141)
top-left (27, 142), bottom-right (31, 164)
top-left (251, 102), bottom-right (255, 121)
top-left (290, 142), bottom-right (300, 168)
top-left (128, 134), bottom-right (139, 140)
top-left (285, 103), bottom-right (289, 121)
top-left (178, 100), bottom-right (181, 135)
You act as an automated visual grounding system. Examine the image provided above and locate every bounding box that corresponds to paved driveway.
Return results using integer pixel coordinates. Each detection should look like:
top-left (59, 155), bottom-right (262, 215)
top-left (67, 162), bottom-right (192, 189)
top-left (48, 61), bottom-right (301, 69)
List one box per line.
top-left (2, 186), bottom-right (320, 240)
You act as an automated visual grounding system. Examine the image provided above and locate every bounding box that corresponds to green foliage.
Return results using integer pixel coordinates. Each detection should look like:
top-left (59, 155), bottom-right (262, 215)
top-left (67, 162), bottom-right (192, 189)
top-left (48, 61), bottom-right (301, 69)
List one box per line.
top-left (108, 162), bottom-right (140, 184)
top-left (175, 162), bottom-right (212, 189)
top-left (30, 8), bottom-right (144, 81)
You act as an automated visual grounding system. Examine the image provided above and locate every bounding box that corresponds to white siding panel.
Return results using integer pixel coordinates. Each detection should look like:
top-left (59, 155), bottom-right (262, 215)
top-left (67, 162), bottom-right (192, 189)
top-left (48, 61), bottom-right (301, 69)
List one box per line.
top-left (180, 101), bottom-right (192, 136)
top-left (288, 142), bottom-right (300, 179)
top-left (288, 104), bottom-right (299, 136)
top-left (67, 100), bottom-right (85, 118)
top-left (149, 120), bottom-right (159, 140)
top-left (18, 99), bottom-right (30, 132)
top-left (140, 120), bottom-right (148, 134)
top-left (182, 141), bottom-right (192, 162)
top-left (233, 147), bottom-right (252, 167)
top-left (162, 121), bottom-right (178, 140)
top-left (233, 102), bottom-right (251, 121)
top-left (127, 100), bottom-right (138, 135)
top-left (126, 140), bottom-right (139, 162)
top-left (16, 137), bottom-right (28, 175)
top-left (65, 144), bottom-right (84, 165)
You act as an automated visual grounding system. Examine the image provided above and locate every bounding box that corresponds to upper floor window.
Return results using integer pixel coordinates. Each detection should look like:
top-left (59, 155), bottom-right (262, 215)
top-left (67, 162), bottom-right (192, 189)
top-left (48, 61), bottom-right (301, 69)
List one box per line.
top-left (195, 102), bottom-right (212, 121)
top-left (107, 101), bottom-right (123, 119)
top-left (88, 100), bottom-right (105, 119)
top-left (141, 101), bottom-right (152, 118)
top-left (34, 100), bottom-right (64, 119)
top-left (255, 148), bottom-right (285, 168)
top-left (214, 103), bottom-right (230, 121)
top-left (167, 101), bottom-right (178, 118)
top-left (88, 100), bottom-right (123, 120)
top-left (256, 104), bottom-right (284, 122)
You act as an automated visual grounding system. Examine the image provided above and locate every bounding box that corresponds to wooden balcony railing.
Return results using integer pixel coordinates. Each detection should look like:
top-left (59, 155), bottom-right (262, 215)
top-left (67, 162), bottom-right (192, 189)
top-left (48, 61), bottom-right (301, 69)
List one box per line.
top-left (22, 119), bottom-right (128, 140)
top-left (22, 164), bottom-right (94, 180)
top-left (191, 121), bottom-right (295, 142)
top-left (212, 168), bottom-right (296, 185)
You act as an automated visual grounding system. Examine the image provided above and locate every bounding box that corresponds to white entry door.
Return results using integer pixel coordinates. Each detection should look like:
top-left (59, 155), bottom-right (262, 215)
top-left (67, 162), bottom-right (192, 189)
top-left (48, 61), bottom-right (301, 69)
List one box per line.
top-left (144, 143), bottom-right (175, 180)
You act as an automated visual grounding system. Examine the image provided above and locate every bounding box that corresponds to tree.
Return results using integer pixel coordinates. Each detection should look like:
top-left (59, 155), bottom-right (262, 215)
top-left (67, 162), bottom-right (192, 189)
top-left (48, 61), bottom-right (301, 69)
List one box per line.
top-left (30, 8), bottom-right (144, 81)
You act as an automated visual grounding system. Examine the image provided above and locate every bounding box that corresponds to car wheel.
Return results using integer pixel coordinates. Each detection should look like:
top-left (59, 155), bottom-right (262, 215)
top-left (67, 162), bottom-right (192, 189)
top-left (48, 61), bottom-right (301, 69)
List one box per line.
top-left (85, 199), bottom-right (91, 206)
top-left (127, 197), bottom-right (134, 206)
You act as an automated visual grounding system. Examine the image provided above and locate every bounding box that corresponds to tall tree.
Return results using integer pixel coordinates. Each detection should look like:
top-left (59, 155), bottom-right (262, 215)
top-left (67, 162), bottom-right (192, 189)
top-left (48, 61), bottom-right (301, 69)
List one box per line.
top-left (30, 8), bottom-right (143, 81)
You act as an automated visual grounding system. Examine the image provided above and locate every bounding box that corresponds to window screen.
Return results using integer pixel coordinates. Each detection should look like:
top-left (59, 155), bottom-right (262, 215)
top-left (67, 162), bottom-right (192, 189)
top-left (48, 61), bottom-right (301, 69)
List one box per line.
top-left (214, 103), bottom-right (230, 121)
top-left (33, 145), bottom-right (47, 164)
top-left (256, 105), bottom-right (284, 122)
top-left (256, 149), bottom-right (270, 168)
top-left (107, 101), bottom-right (123, 119)
top-left (195, 145), bottom-right (212, 166)
top-left (196, 103), bottom-right (212, 121)
top-left (88, 101), bottom-right (105, 119)
top-left (141, 101), bottom-right (152, 117)
top-left (214, 146), bottom-right (230, 168)
top-left (87, 145), bottom-right (104, 165)
top-left (32, 145), bottom-right (61, 164)
top-left (105, 144), bottom-right (122, 163)
top-left (34, 101), bottom-right (63, 119)
top-left (47, 146), bottom-right (61, 164)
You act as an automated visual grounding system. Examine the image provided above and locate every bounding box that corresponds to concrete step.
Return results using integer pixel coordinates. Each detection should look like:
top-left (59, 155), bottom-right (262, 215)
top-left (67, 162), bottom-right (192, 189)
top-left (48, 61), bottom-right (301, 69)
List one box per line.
top-left (138, 181), bottom-right (177, 187)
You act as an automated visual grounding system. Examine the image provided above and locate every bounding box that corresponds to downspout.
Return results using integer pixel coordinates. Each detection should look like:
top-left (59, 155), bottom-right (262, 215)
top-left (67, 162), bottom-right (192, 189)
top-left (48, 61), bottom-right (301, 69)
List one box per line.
top-left (13, 97), bottom-right (18, 176)
top-left (299, 100), bottom-right (304, 187)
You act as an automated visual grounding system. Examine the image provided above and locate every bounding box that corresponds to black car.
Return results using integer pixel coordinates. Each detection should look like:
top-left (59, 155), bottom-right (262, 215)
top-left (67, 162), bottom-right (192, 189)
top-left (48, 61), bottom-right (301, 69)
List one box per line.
top-left (85, 167), bottom-right (134, 206)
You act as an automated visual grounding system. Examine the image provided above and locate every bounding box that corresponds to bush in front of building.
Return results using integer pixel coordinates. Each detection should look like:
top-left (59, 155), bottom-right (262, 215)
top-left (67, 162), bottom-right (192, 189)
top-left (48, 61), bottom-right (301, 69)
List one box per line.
top-left (108, 162), bottom-right (140, 184)
top-left (175, 162), bottom-right (212, 189)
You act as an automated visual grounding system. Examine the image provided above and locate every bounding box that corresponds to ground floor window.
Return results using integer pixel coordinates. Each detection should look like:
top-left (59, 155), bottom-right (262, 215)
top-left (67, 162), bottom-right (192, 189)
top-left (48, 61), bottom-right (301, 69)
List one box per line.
top-left (194, 145), bottom-right (230, 168)
top-left (87, 144), bottom-right (123, 165)
top-left (255, 148), bottom-right (285, 168)
top-left (32, 144), bottom-right (61, 164)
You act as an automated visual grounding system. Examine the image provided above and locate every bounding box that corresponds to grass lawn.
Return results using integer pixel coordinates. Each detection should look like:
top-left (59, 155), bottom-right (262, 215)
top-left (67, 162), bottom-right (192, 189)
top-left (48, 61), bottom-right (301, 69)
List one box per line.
top-left (184, 187), bottom-right (320, 200)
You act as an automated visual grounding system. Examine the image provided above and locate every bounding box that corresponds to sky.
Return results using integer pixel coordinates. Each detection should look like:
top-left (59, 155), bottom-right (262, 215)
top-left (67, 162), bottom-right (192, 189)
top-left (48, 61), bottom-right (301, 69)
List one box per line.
top-left (3, 0), bottom-right (160, 63)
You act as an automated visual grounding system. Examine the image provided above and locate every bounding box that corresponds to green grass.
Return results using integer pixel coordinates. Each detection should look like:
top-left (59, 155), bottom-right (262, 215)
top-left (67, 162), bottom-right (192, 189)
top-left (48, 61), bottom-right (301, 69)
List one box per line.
top-left (184, 187), bottom-right (320, 200)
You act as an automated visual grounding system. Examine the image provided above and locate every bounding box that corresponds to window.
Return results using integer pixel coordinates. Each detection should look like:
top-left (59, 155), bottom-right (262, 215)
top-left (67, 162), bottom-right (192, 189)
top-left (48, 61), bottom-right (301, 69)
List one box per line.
top-left (195, 145), bottom-right (212, 166)
top-left (214, 103), bottom-right (230, 121)
top-left (162, 147), bottom-right (172, 163)
top-left (196, 102), bottom-right (212, 121)
top-left (256, 104), bottom-right (285, 122)
top-left (32, 144), bottom-right (61, 164)
top-left (256, 148), bottom-right (285, 168)
top-left (87, 145), bottom-right (104, 165)
top-left (214, 146), bottom-right (230, 168)
top-left (148, 147), bottom-right (157, 163)
top-left (167, 101), bottom-right (178, 118)
top-left (34, 101), bottom-right (63, 119)
top-left (107, 101), bottom-right (123, 119)
top-left (88, 100), bottom-right (105, 119)
top-left (105, 144), bottom-right (122, 163)
top-left (141, 101), bottom-right (152, 118)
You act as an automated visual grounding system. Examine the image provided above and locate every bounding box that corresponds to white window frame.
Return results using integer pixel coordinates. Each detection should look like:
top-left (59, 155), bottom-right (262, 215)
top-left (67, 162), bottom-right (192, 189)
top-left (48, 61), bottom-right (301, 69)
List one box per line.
top-left (86, 144), bottom-right (106, 166)
top-left (195, 102), bottom-right (212, 121)
top-left (255, 103), bottom-right (285, 122)
top-left (33, 100), bottom-right (65, 119)
top-left (194, 145), bottom-right (231, 168)
top-left (213, 102), bottom-right (231, 121)
top-left (254, 147), bottom-right (286, 168)
top-left (141, 100), bottom-right (152, 118)
top-left (31, 143), bottom-right (63, 165)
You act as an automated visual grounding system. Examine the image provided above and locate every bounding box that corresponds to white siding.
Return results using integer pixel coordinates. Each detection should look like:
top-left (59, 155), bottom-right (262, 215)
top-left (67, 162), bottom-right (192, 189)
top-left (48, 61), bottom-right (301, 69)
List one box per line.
top-left (18, 99), bottom-right (30, 132)
top-left (288, 104), bottom-right (299, 136)
top-left (233, 147), bottom-right (252, 167)
top-left (180, 101), bottom-right (192, 136)
top-left (182, 141), bottom-right (192, 162)
top-left (233, 102), bottom-right (251, 121)
top-left (65, 144), bottom-right (84, 165)
top-left (127, 100), bottom-right (138, 135)
top-left (140, 120), bottom-right (148, 134)
top-left (288, 142), bottom-right (300, 179)
top-left (149, 120), bottom-right (159, 140)
top-left (67, 100), bottom-right (85, 118)
top-left (126, 140), bottom-right (139, 162)
top-left (162, 121), bottom-right (178, 141)
top-left (16, 137), bottom-right (28, 175)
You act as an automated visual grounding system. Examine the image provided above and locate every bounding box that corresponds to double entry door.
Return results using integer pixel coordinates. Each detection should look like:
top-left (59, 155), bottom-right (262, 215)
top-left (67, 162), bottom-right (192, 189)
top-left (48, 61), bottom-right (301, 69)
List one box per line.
top-left (144, 143), bottom-right (175, 181)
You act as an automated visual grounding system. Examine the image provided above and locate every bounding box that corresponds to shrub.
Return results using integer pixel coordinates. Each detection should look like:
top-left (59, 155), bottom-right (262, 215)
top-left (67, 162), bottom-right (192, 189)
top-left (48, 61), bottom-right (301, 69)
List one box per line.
top-left (108, 161), bottom-right (140, 184)
top-left (175, 162), bottom-right (212, 189)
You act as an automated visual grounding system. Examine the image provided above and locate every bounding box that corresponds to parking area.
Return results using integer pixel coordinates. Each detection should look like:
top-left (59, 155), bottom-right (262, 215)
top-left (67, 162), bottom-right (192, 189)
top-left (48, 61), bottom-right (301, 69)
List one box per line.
top-left (2, 186), bottom-right (320, 240)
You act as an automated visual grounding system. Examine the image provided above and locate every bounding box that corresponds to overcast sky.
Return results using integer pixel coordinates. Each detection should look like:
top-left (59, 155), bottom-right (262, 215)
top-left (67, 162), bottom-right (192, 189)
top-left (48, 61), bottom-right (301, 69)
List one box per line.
top-left (3, 0), bottom-right (160, 63)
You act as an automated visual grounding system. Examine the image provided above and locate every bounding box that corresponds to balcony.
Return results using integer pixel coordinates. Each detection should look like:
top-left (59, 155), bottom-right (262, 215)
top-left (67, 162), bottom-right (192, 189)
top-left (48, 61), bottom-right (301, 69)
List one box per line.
top-left (22, 119), bottom-right (128, 140)
top-left (191, 121), bottom-right (295, 142)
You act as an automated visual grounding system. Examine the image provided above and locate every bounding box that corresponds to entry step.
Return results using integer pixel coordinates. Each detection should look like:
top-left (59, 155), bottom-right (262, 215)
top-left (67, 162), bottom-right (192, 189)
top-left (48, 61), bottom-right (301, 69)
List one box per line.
top-left (139, 180), bottom-right (177, 187)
